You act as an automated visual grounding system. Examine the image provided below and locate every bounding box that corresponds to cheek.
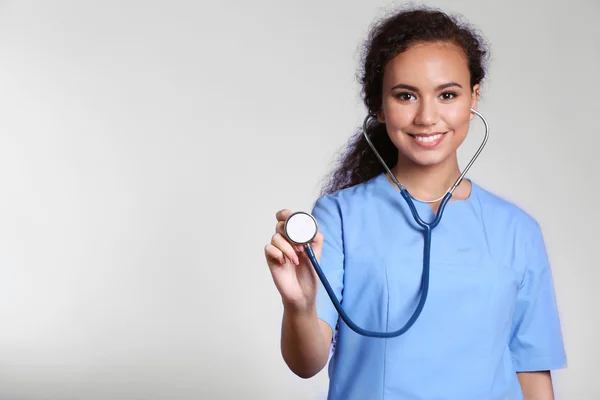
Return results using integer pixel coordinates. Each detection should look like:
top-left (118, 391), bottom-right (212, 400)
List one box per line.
top-left (384, 110), bottom-right (413, 130)
top-left (443, 108), bottom-right (472, 133)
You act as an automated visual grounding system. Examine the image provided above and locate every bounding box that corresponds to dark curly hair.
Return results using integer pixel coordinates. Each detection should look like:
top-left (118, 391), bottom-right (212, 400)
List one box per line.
top-left (319, 5), bottom-right (490, 196)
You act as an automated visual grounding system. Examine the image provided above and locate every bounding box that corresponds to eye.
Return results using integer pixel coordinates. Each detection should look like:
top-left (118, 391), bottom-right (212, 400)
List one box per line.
top-left (440, 91), bottom-right (458, 100)
top-left (394, 92), bottom-right (416, 101)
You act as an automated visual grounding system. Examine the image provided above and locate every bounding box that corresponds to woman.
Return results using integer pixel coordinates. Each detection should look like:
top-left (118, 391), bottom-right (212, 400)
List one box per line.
top-left (264, 6), bottom-right (566, 399)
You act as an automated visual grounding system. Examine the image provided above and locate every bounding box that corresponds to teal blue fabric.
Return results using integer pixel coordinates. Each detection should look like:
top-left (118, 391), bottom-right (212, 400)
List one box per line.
top-left (311, 173), bottom-right (566, 400)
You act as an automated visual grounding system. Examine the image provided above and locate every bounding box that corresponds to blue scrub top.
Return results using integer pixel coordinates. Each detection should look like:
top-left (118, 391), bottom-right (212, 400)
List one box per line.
top-left (311, 173), bottom-right (566, 400)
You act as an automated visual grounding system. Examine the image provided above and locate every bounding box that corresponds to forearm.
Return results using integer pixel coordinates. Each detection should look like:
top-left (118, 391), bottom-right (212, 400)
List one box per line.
top-left (281, 306), bottom-right (330, 379)
top-left (517, 371), bottom-right (554, 400)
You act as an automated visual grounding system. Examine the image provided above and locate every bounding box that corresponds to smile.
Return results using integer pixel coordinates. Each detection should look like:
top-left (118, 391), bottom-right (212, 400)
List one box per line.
top-left (409, 132), bottom-right (448, 148)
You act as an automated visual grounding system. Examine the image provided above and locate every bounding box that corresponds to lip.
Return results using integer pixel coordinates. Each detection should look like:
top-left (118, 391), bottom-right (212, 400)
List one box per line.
top-left (408, 131), bottom-right (448, 149)
top-left (412, 131), bottom-right (445, 136)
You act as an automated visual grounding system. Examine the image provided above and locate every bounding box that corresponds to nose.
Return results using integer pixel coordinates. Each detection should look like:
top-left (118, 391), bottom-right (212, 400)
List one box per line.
top-left (414, 97), bottom-right (439, 126)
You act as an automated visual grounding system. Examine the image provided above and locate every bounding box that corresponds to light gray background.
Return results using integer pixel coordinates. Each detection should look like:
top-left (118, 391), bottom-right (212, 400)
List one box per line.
top-left (0, 0), bottom-right (597, 399)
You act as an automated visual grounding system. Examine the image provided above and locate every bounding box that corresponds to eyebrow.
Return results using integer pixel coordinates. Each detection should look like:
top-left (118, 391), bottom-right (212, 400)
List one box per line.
top-left (391, 82), bottom-right (463, 92)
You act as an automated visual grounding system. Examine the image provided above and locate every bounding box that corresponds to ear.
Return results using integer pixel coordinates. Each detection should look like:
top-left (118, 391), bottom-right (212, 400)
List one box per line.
top-left (376, 108), bottom-right (385, 124)
top-left (470, 84), bottom-right (480, 121)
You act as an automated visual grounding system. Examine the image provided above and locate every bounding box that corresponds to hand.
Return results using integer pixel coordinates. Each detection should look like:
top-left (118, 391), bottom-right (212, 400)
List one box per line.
top-left (264, 209), bottom-right (324, 312)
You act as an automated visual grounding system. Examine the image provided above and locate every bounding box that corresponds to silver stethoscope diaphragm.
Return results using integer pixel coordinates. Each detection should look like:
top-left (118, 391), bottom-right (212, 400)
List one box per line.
top-left (284, 211), bottom-right (318, 245)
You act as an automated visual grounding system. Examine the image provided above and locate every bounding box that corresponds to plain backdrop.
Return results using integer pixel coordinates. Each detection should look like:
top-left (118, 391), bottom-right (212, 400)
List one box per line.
top-left (0, 0), bottom-right (598, 399)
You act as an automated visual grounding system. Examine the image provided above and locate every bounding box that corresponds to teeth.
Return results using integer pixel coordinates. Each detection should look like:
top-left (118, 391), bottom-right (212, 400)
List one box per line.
top-left (415, 134), bottom-right (442, 143)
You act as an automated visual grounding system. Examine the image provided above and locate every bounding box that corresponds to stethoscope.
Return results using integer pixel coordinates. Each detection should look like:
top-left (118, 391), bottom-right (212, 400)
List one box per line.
top-left (284, 109), bottom-right (489, 338)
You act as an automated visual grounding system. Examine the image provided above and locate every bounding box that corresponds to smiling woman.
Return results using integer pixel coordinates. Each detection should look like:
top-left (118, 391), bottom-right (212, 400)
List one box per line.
top-left (263, 4), bottom-right (567, 400)
top-left (378, 42), bottom-right (478, 174)
top-left (321, 7), bottom-right (489, 202)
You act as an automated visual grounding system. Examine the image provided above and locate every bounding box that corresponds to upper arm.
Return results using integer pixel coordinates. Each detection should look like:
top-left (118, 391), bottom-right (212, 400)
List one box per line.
top-left (509, 222), bottom-right (567, 372)
top-left (517, 371), bottom-right (554, 399)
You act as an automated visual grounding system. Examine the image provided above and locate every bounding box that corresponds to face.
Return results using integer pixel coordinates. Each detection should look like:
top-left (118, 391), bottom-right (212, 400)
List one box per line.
top-left (377, 42), bottom-right (479, 168)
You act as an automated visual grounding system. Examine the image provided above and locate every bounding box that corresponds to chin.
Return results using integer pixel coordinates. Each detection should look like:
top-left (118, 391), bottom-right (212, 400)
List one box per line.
top-left (404, 151), bottom-right (453, 167)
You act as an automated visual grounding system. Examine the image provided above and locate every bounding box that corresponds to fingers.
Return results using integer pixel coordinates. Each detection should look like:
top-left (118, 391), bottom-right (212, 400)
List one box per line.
top-left (311, 231), bottom-right (324, 244)
top-left (264, 243), bottom-right (285, 266)
top-left (275, 209), bottom-right (292, 222)
top-left (307, 231), bottom-right (324, 250)
top-left (270, 232), bottom-right (300, 265)
top-left (265, 213), bottom-right (323, 269)
top-left (275, 218), bottom-right (304, 253)
top-left (275, 220), bottom-right (285, 235)
top-left (306, 231), bottom-right (324, 263)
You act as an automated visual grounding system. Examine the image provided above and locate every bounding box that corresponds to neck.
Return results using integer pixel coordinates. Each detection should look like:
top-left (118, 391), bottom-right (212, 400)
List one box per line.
top-left (391, 153), bottom-right (463, 201)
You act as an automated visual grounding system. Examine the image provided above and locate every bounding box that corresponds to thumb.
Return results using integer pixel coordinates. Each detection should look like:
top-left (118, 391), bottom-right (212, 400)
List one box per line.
top-left (309, 231), bottom-right (325, 262)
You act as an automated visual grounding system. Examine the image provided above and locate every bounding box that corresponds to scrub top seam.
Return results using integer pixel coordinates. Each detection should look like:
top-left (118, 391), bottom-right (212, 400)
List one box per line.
top-left (382, 258), bottom-right (390, 400)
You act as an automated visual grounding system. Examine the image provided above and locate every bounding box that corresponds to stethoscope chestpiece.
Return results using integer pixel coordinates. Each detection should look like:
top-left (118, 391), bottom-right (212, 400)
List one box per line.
top-left (284, 211), bottom-right (318, 245)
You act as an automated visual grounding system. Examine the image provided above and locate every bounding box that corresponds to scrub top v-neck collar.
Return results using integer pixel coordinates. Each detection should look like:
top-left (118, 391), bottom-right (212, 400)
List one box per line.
top-left (374, 172), bottom-right (478, 224)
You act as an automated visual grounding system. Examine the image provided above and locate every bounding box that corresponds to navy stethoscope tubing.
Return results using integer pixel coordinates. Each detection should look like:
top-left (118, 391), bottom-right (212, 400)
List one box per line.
top-left (284, 109), bottom-right (489, 338)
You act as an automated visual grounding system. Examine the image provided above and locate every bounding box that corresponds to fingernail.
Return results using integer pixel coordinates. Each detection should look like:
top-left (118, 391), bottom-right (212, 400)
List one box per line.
top-left (294, 256), bottom-right (299, 265)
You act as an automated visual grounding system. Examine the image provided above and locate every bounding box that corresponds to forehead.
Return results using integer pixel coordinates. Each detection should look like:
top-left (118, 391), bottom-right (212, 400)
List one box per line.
top-left (383, 42), bottom-right (470, 87)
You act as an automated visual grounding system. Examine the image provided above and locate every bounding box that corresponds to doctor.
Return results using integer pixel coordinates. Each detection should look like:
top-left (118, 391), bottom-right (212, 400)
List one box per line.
top-left (264, 6), bottom-right (566, 400)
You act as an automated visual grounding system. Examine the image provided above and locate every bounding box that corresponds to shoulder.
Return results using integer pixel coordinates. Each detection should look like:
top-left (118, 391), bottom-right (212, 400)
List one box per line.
top-left (313, 174), bottom-right (385, 210)
top-left (310, 175), bottom-right (385, 233)
top-left (471, 181), bottom-right (543, 239)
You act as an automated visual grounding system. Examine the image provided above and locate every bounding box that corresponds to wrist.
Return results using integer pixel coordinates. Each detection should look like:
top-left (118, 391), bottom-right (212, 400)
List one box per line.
top-left (283, 300), bottom-right (317, 318)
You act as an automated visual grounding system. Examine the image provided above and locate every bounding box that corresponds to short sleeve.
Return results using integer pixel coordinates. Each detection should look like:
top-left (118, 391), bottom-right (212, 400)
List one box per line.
top-left (311, 195), bottom-right (345, 333)
top-left (509, 223), bottom-right (567, 372)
